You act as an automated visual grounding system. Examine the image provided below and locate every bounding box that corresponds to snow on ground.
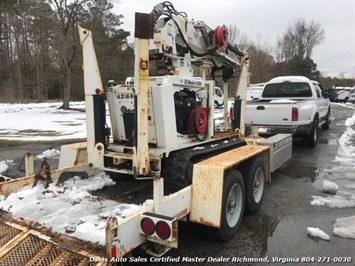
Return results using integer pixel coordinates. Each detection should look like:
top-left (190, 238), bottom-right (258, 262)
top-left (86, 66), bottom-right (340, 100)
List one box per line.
top-left (333, 216), bottom-right (355, 239)
top-left (310, 103), bottom-right (355, 240)
top-left (311, 193), bottom-right (355, 208)
top-left (307, 227), bottom-right (330, 241)
top-left (35, 149), bottom-right (61, 160)
top-left (0, 174), bottom-right (153, 245)
top-left (0, 101), bottom-right (90, 141)
top-left (0, 160), bottom-right (14, 180)
top-left (311, 110), bottom-right (355, 209)
top-left (0, 160), bottom-right (12, 174)
top-left (0, 101), bottom-right (156, 245)
top-left (322, 180), bottom-right (339, 194)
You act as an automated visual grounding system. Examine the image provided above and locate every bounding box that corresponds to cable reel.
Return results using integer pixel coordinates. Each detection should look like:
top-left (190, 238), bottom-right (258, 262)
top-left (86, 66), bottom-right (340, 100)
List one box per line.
top-left (188, 107), bottom-right (208, 141)
top-left (213, 25), bottom-right (229, 48)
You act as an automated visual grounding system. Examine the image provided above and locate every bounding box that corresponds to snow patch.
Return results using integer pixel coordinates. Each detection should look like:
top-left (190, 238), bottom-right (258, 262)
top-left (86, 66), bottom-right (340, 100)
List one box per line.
top-left (311, 193), bottom-right (355, 208)
top-left (0, 174), bottom-right (153, 245)
top-left (307, 227), bottom-right (330, 241)
top-left (333, 216), bottom-right (355, 239)
top-left (0, 160), bottom-right (14, 174)
top-left (322, 180), bottom-right (339, 194)
top-left (35, 149), bottom-right (61, 159)
top-left (344, 184), bottom-right (355, 190)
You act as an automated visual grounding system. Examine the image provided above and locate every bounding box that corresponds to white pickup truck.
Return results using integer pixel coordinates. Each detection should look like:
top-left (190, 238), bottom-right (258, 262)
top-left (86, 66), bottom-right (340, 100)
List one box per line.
top-left (245, 76), bottom-right (331, 147)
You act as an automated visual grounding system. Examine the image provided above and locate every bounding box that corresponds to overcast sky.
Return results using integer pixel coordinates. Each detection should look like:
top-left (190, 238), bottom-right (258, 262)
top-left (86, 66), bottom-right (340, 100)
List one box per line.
top-left (112, 0), bottom-right (355, 79)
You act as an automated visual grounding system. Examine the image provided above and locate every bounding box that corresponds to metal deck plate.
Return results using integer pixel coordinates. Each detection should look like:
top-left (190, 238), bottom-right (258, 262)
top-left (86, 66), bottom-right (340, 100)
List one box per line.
top-left (0, 217), bottom-right (106, 266)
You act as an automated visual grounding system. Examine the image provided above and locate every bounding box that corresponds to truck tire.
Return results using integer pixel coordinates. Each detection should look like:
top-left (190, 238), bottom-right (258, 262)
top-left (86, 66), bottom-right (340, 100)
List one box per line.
top-left (241, 157), bottom-right (266, 214)
top-left (305, 116), bottom-right (318, 148)
top-left (214, 101), bottom-right (219, 109)
top-left (321, 109), bottom-right (331, 130)
top-left (212, 169), bottom-right (245, 241)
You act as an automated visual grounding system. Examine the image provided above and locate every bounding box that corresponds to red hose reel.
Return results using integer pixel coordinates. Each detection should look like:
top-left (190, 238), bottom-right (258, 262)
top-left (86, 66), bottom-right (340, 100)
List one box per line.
top-left (188, 107), bottom-right (208, 136)
top-left (213, 25), bottom-right (229, 48)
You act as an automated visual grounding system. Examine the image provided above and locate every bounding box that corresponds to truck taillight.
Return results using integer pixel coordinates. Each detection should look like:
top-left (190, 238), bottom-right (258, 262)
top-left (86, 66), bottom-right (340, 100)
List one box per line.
top-left (292, 107), bottom-right (298, 121)
top-left (156, 221), bottom-right (171, 240)
top-left (230, 106), bottom-right (234, 118)
top-left (140, 217), bottom-right (155, 235)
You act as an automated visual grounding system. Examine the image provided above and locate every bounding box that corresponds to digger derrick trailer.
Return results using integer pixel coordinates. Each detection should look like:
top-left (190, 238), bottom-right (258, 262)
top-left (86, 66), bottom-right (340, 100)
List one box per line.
top-left (0, 2), bottom-right (292, 264)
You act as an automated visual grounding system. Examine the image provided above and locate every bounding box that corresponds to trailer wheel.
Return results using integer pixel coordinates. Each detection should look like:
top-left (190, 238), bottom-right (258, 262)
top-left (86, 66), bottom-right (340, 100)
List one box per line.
top-left (305, 116), bottom-right (318, 148)
top-left (241, 157), bottom-right (265, 214)
top-left (212, 170), bottom-right (245, 241)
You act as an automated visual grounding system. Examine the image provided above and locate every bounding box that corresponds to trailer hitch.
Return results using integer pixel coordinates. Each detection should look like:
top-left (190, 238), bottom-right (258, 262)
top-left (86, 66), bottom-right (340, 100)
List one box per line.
top-left (32, 157), bottom-right (52, 188)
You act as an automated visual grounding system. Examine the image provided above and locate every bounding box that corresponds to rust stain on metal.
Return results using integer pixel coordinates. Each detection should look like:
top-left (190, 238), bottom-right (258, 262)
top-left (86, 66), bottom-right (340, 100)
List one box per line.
top-left (140, 59), bottom-right (149, 70)
top-left (0, 213), bottom-right (106, 264)
top-left (172, 223), bottom-right (178, 240)
top-left (0, 163), bottom-right (90, 196)
top-left (199, 217), bottom-right (218, 227)
top-left (140, 108), bottom-right (147, 115)
top-left (74, 151), bottom-right (80, 166)
top-left (173, 208), bottom-right (188, 219)
top-left (32, 157), bottom-right (52, 189)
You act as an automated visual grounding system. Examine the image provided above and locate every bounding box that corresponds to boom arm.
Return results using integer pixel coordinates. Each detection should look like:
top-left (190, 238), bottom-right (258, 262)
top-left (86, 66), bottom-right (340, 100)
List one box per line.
top-left (149, 1), bottom-right (248, 83)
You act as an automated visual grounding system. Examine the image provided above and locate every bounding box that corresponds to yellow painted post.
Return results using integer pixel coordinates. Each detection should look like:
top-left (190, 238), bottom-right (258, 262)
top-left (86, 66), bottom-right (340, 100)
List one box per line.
top-left (134, 13), bottom-right (154, 176)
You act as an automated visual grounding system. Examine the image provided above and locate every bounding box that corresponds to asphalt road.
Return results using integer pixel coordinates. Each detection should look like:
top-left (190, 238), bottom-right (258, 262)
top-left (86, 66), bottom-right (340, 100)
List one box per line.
top-left (1, 103), bottom-right (354, 266)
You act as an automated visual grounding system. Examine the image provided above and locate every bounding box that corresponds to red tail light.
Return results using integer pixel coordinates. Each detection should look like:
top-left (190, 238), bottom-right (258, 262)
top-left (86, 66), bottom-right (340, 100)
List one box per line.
top-left (292, 107), bottom-right (298, 121)
top-left (156, 221), bottom-right (171, 240)
top-left (140, 217), bottom-right (155, 235)
top-left (230, 106), bottom-right (234, 118)
top-left (111, 246), bottom-right (117, 258)
top-left (140, 212), bottom-right (176, 241)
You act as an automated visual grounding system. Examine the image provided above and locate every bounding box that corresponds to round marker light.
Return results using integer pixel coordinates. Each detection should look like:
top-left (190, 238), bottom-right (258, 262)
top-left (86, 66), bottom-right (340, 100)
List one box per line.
top-left (156, 221), bottom-right (171, 240)
top-left (140, 217), bottom-right (155, 235)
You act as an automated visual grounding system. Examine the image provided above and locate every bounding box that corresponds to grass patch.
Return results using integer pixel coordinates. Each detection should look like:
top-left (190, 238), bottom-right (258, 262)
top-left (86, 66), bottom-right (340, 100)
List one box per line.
top-left (17, 130), bottom-right (60, 136)
top-left (0, 139), bottom-right (30, 146)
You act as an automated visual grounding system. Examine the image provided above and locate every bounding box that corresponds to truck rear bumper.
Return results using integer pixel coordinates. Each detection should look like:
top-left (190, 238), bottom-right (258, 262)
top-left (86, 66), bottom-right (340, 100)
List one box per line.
top-left (256, 122), bottom-right (313, 136)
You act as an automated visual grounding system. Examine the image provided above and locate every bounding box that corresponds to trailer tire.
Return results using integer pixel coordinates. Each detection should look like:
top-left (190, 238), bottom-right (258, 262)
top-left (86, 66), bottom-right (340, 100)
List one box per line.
top-left (212, 169), bottom-right (245, 241)
top-left (241, 157), bottom-right (266, 214)
top-left (305, 116), bottom-right (318, 148)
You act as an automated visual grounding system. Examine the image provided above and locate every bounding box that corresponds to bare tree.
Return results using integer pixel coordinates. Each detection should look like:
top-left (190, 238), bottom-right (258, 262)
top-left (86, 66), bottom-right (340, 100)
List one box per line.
top-left (50, 0), bottom-right (89, 109)
top-left (246, 35), bottom-right (275, 83)
top-left (227, 25), bottom-right (249, 51)
top-left (276, 18), bottom-right (325, 62)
